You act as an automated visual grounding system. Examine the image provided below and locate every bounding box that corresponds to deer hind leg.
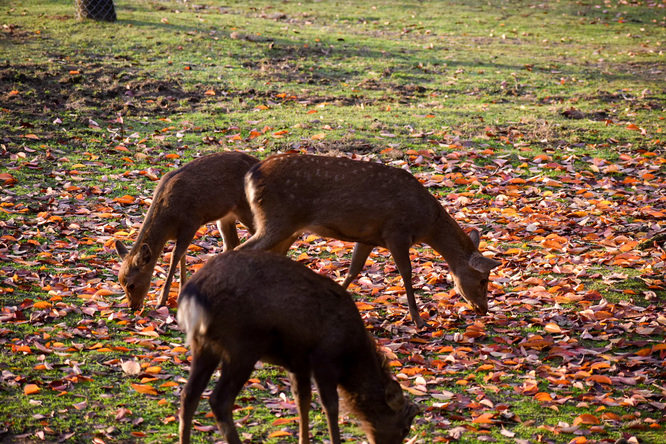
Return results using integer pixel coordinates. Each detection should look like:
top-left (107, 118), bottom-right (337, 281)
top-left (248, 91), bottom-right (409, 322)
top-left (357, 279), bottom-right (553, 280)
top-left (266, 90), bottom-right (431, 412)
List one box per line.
top-left (386, 239), bottom-right (426, 328)
top-left (158, 230), bottom-right (196, 306)
top-left (217, 215), bottom-right (241, 252)
top-left (289, 371), bottom-right (312, 444)
top-left (270, 234), bottom-right (299, 256)
top-left (235, 218), bottom-right (298, 252)
top-left (209, 357), bottom-right (256, 444)
top-left (341, 242), bottom-right (373, 289)
top-left (179, 345), bottom-right (219, 444)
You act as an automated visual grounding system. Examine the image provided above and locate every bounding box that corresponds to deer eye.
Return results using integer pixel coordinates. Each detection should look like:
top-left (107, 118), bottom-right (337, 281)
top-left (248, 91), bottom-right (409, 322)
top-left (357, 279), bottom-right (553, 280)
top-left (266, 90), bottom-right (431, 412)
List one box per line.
top-left (128, 283), bottom-right (136, 291)
top-left (480, 279), bottom-right (488, 286)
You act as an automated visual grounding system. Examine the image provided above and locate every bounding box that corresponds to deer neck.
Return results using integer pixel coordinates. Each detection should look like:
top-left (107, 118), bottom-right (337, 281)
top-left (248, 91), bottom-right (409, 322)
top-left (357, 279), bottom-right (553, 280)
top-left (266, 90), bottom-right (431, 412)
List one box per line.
top-left (338, 350), bottom-right (391, 420)
top-left (130, 209), bottom-right (170, 264)
top-left (425, 210), bottom-right (477, 273)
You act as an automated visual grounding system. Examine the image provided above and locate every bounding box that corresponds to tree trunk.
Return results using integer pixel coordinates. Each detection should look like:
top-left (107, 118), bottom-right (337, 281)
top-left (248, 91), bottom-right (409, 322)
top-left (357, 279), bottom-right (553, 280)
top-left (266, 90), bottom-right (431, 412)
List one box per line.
top-left (75, 0), bottom-right (117, 22)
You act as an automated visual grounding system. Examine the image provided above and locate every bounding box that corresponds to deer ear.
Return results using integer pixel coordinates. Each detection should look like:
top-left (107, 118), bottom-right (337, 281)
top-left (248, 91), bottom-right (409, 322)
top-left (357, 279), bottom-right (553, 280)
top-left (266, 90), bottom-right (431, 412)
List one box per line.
top-left (134, 243), bottom-right (153, 267)
top-left (468, 229), bottom-right (481, 248)
top-left (469, 252), bottom-right (501, 274)
top-left (115, 240), bottom-right (129, 260)
top-left (385, 380), bottom-right (406, 412)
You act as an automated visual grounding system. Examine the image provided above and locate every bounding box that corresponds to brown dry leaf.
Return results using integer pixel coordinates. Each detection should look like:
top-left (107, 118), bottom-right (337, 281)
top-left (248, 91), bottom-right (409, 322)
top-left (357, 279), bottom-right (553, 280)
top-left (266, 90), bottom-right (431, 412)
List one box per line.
top-left (121, 360), bottom-right (142, 376)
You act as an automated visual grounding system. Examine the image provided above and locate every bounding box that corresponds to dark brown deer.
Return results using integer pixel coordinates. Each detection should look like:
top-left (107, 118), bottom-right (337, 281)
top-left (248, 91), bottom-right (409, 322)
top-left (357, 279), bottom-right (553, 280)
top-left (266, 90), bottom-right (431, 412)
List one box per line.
top-left (177, 250), bottom-right (419, 444)
top-left (115, 151), bottom-right (259, 310)
top-left (238, 153), bottom-right (501, 327)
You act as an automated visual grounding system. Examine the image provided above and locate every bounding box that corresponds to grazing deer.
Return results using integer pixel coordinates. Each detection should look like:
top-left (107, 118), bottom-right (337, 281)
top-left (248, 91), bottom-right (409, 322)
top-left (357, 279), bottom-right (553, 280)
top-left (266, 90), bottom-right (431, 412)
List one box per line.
top-left (115, 151), bottom-right (259, 310)
top-left (238, 153), bottom-right (501, 327)
top-left (177, 250), bottom-right (419, 444)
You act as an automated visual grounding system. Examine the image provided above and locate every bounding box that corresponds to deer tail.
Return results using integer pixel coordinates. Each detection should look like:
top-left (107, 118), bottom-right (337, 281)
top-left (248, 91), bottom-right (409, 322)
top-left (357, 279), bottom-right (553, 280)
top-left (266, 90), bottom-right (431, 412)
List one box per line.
top-left (177, 286), bottom-right (208, 345)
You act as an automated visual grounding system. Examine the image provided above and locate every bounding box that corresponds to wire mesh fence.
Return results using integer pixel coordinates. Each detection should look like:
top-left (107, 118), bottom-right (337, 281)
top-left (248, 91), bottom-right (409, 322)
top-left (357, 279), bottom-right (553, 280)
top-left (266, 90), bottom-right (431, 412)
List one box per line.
top-left (75, 0), bottom-right (117, 22)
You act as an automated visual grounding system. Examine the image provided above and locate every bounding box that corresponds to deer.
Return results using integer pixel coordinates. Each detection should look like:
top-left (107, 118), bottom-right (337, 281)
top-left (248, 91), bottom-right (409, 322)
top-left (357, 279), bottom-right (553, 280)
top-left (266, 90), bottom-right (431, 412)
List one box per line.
top-left (238, 153), bottom-right (501, 328)
top-left (177, 249), bottom-right (419, 444)
top-left (114, 151), bottom-right (259, 310)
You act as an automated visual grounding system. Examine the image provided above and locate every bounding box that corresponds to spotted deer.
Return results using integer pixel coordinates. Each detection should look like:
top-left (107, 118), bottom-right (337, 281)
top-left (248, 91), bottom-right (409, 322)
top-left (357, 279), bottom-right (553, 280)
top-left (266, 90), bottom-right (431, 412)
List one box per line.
top-left (177, 250), bottom-right (419, 444)
top-left (115, 151), bottom-right (259, 309)
top-left (238, 153), bottom-right (501, 327)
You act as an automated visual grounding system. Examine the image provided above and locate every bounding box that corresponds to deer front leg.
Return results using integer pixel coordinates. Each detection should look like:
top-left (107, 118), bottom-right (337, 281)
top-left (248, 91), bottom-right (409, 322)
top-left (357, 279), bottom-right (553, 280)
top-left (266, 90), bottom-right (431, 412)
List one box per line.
top-left (158, 234), bottom-right (194, 306)
top-left (341, 243), bottom-right (373, 289)
top-left (217, 215), bottom-right (241, 252)
top-left (387, 240), bottom-right (426, 328)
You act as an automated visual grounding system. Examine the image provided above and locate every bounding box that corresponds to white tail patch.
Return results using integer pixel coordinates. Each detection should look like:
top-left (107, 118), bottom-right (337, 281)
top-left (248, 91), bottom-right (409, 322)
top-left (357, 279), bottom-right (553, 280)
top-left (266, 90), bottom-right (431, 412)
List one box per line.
top-left (245, 175), bottom-right (257, 205)
top-left (177, 296), bottom-right (208, 345)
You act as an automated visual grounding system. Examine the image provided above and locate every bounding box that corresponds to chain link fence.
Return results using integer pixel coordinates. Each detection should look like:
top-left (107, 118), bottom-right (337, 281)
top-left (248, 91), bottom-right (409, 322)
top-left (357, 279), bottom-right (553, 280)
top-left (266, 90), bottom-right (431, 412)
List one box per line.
top-left (75, 0), bottom-right (117, 22)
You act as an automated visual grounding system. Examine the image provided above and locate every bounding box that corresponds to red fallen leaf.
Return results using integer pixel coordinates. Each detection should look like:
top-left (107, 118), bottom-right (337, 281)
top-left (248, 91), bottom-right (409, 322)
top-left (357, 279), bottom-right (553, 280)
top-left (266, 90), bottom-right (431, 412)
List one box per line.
top-left (130, 432), bottom-right (148, 437)
top-left (194, 425), bottom-right (217, 432)
top-left (573, 414), bottom-right (600, 426)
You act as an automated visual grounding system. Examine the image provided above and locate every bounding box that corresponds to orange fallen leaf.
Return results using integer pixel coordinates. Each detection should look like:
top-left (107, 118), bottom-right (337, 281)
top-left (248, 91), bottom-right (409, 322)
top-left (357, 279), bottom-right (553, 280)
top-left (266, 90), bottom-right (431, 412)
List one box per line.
top-left (544, 323), bottom-right (562, 334)
top-left (355, 302), bottom-right (374, 311)
top-left (268, 431), bottom-right (292, 438)
top-left (114, 195), bottom-right (136, 205)
top-left (131, 383), bottom-right (158, 395)
top-left (586, 375), bottom-right (612, 385)
top-left (0, 173), bottom-right (17, 185)
top-left (573, 414), bottom-right (600, 426)
top-left (472, 412), bottom-right (495, 424)
top-left (272, 417), bottom-right (299, 426)
top-left (24, 384), bottom-right (41, 396)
